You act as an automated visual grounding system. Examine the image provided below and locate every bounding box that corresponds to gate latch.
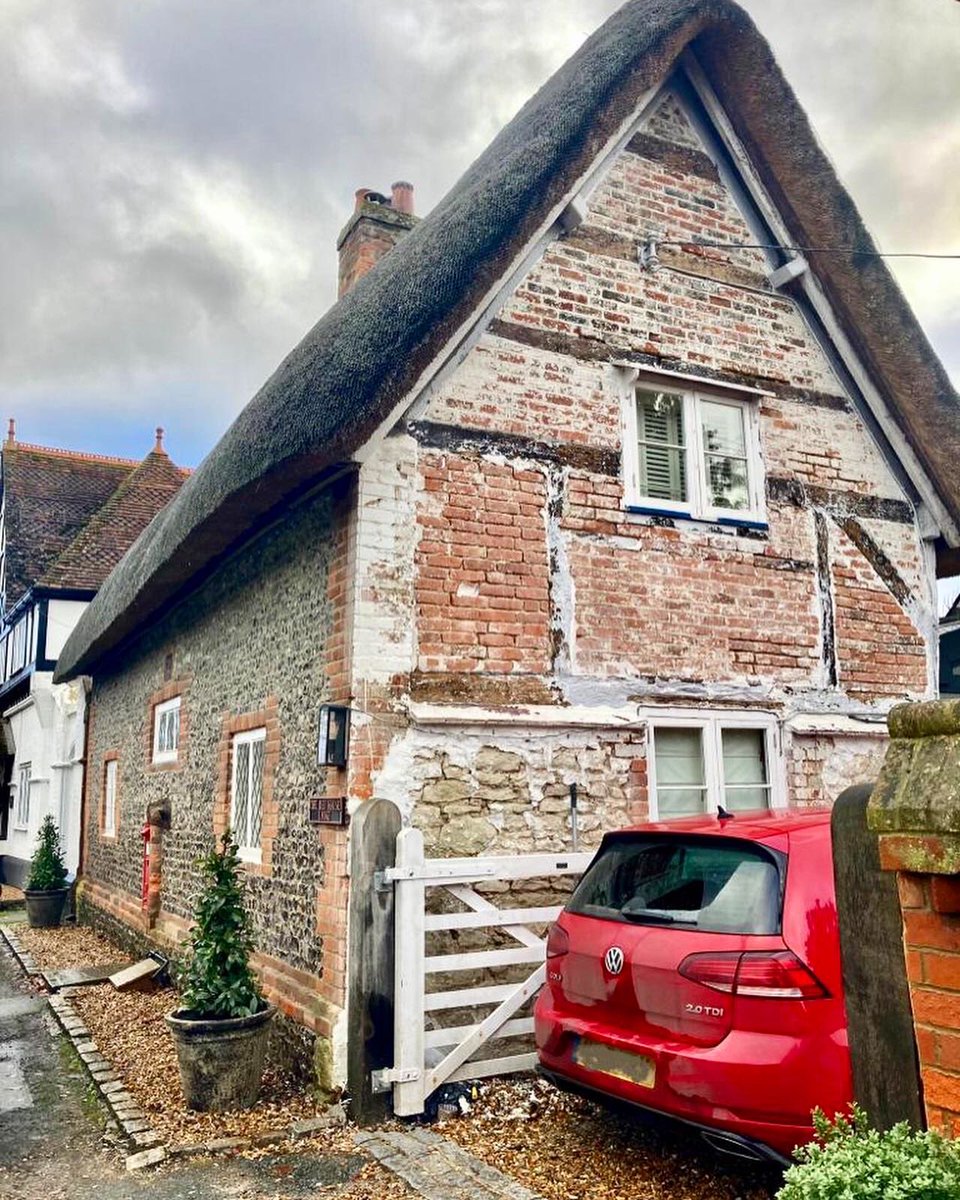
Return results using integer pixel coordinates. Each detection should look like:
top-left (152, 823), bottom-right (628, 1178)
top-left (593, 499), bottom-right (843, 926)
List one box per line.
top-left (371, 1066), bottom-right (420, 1092)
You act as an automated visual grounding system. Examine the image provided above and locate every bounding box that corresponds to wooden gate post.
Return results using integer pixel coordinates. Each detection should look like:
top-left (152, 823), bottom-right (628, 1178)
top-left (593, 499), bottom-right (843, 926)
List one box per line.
top-left (832, 783), bottom-right (923, 1129)
top-left (347, 798), bottom-right (401, 1125)
top-left (392, 826), bottom-right (426, 1116)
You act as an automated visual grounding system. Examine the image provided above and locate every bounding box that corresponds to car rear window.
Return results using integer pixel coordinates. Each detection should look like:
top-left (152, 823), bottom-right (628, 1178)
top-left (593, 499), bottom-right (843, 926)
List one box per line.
top-left (566, 835), bottom-right (783, 934)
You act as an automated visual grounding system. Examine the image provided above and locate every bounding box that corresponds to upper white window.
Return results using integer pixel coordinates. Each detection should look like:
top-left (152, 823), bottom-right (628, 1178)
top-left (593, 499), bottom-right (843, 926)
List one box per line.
top-left (153, 697), bottom-right (181, 764)
top-left (230, 728), bottom-right (266, 862)
top-left (622, 382), bottom-right (765, 524)
top-left (103, 759), bottom-right (118, 836)
top-left (14, 762), bottom-right (30, 829)
top-left (648, 715), bottom-right (781, 819)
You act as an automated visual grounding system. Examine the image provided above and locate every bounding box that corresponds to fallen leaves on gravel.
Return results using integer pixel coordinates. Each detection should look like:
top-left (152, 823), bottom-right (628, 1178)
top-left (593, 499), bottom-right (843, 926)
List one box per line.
top-left (72, 983), bottom-right (327, 1148)
top-left (17, 924), bottom-right (123, 970)
top-left (440, 1078), bottom-right (781, 1200)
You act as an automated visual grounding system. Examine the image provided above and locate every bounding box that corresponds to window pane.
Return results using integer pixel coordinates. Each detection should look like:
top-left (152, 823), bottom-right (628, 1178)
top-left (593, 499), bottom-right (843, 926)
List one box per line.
top-left (655, 728), bottom-right (706, 816)
top-left (704, 455), bottom-right (750, 510)
top-left (655, 728), bottom-right (704, 785)
top-left (700, 402), bottom-right (750, 510)
top-left (567, 836), bottom-right (782, 934)
top-left (637, 391), bottom-right (687, 502)
top-left (724, 786), bottom-right (770, 812)
top-left (722, 729), bottom-right (767, 783)
top-left (657, 788), bottom-right (708, 816)
top-left (722, 729), bottom-right (770, 812)
top-left (169, 705), bottom-right (180, 751)
top-left (233, 741), bottom-right (250, 846)
top-left (701, 402), bottom-right (746, 457)
top-left (249, 738), bottom-right (264, 847)
top-left (105, 761), bottom-right (117, 833)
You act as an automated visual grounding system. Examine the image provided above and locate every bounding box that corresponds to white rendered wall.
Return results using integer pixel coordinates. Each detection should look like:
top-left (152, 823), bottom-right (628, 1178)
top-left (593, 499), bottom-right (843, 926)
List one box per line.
top-left (0, 676), bottom-right (85, 878)
top-left (44, 599), bottom-right (89, 661)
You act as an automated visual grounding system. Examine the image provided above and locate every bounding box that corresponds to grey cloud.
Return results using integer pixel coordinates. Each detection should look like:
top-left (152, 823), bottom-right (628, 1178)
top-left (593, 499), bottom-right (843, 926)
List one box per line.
top-left (0, 0), bottom-right (956, 464)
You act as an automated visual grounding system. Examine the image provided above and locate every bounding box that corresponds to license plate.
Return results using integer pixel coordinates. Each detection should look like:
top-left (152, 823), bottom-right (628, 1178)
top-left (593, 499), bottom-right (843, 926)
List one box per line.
top-left (573, 1039), bottom-right (655, 1088)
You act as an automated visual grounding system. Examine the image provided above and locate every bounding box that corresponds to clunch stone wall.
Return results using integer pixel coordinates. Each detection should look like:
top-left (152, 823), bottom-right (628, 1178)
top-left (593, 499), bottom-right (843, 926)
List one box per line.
top-left (82, 482), bottom-right (354, 1082)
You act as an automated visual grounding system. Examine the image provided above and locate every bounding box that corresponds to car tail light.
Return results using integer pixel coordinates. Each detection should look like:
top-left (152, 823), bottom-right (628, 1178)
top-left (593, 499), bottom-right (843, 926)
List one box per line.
top-left (546, 923), bottom-right (570, 959)
top-left (678, 951), bottom-right (740, 993)
top-left (735, 951), bottom-right (829, 999)
top-left (679, 950), bottom-right (828, 999)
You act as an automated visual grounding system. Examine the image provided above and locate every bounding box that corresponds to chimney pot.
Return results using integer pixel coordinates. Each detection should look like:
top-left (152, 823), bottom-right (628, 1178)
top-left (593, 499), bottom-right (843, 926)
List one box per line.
top-left (6, 418), bottom-right (15, 445)
top-left (338, 180), bottom-right (419, 298)
top-left (392, 181), bottom-right (415, 215)
top-left (154, 426), bottom-right (166, 453)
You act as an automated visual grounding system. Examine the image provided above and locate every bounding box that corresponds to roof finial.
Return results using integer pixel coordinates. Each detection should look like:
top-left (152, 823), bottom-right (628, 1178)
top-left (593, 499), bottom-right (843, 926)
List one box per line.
top-left (154, 426), bottom-right (165, 454)
top-left (6, 418), bottom-right (15, 445)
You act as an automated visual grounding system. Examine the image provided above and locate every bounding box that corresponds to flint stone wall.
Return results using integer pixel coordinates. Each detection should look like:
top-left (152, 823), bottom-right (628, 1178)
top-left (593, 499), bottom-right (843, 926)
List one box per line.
top-left (83, 487), bottom-right (347, 980)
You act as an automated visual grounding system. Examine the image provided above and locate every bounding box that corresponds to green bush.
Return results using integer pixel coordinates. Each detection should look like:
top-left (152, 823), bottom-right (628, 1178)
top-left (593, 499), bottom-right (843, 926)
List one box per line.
top-left (27, 815), bottom-right (68, 891)
top-left (777, 1106), bottom-right (960, 1200)
top-left (179, 832), bottom-right (265, 1019)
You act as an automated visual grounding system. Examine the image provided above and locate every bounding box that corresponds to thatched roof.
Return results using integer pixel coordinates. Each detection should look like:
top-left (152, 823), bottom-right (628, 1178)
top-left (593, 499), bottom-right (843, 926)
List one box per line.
top-left (56, 0), bottom-right (960, 680)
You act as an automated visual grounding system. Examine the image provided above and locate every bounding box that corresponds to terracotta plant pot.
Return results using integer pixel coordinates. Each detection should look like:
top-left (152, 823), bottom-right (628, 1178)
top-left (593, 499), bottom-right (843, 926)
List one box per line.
top-left (24, 888), bottom-right (69, 928)
top-left (166, 1005), bottom-right (276, 1111)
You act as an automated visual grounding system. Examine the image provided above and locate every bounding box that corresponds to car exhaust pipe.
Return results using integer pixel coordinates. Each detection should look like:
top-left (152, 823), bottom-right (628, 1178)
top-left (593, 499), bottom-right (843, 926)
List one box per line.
top-left (699, 1129), bottom-right (768, 1163)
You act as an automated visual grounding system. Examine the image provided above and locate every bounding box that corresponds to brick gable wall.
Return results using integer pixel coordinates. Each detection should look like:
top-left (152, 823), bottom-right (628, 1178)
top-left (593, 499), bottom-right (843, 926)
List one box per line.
top-left (358, 89), bottom-right (934, 854)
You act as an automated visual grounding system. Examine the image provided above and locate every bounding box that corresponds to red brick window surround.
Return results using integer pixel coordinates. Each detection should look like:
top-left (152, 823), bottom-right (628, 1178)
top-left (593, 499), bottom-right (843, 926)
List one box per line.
top-left (100, 751), bottom-right (120, 841)
top-left (215, 699), bottom-right (280, 878)
top-left (145, 678), bottom-right (191, 772)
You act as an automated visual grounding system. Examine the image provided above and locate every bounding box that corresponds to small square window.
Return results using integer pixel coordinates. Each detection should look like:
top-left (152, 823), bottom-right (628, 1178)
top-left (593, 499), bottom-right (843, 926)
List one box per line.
top-left (153, 697), bottom-right (181, 764)
top-left (231, 728), bottom-right (266, 862)
top-left (103, 759), bottom-right (118, 836)
top-left (623, 380), bottom-right (765, 524)
top-left (650, 717), bottom-right (778, 819)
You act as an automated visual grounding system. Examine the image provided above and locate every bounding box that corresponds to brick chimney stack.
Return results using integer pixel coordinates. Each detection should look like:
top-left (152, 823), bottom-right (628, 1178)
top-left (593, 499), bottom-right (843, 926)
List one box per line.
top-left (337, 182), bottom-right (418, 298)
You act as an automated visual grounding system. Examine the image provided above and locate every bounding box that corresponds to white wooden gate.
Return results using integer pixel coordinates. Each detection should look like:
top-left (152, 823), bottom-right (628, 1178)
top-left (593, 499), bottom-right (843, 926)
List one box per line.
top-left (372, 826), bottom-right (592, 1115)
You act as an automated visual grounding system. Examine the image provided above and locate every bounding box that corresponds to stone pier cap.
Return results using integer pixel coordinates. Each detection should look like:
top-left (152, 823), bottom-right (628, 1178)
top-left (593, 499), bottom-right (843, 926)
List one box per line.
top-left (869, 699), bottom-right (960, 875)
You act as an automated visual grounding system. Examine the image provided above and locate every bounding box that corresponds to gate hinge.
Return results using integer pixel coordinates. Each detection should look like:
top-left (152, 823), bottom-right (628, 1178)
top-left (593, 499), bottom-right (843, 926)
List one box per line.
top-left (373, 870), bottom-right (393, 893)
top-left (371, 1066), bottom-right (420, 1092)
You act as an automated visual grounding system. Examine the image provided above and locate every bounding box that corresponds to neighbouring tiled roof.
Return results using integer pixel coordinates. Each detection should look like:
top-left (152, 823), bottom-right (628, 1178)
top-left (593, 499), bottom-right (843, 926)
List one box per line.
top-left (2, 443), bottom-right (137, 605)
top-left (40, 450), bottom-right (189, 592)
top-left (57, 0), bottom-right (960, 680)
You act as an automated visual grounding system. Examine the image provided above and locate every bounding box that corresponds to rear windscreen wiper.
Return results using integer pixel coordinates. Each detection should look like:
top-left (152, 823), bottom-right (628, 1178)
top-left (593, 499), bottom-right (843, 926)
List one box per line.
top-left (620, 907), bottom-right (679, 924)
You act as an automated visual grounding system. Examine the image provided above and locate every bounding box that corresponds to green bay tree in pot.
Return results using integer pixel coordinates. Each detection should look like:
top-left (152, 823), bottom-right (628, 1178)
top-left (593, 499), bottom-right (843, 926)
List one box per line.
top-left (25, 815), bottom-right (70, 927)
top-left (166, 833), bottom-right (275, 1110)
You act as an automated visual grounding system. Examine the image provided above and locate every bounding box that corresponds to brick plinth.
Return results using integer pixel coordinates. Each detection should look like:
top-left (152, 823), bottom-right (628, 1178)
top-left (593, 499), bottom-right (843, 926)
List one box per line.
top-left (883, 868), bottom-right (960, 1134)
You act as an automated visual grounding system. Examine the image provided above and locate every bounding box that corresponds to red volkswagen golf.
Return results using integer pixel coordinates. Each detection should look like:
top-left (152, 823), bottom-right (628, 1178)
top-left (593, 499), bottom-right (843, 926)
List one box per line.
top-left (534, 810), bottom-right (851, 1164)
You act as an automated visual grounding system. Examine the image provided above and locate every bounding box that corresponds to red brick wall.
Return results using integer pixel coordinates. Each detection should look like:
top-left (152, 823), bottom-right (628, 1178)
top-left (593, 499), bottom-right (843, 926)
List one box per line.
top-left (887, 869), bottom-right (960, 1133)
top-left (417, 454), bottom-right (550, 674)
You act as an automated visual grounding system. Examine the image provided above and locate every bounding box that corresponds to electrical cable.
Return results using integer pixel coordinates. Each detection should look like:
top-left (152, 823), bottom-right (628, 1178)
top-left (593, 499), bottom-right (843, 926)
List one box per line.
top-left (655, 241), bottom-right (960, 260)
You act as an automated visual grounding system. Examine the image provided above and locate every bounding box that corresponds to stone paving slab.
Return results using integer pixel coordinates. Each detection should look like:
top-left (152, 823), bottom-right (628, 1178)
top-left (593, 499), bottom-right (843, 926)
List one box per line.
top-left (44, 963), bottom-right (129, 990)
top-left (355, 1127), bottom-right (546, 1200)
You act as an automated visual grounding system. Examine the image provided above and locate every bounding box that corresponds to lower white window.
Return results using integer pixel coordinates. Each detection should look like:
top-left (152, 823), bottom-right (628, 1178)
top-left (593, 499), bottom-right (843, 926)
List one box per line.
top-left (649, 716), bottom-right (780, 819)
top-left (103, 760), bottom-right (118, 837)
top-left (153, 696), bottom-right (181, 764)
top-left (231, 728), bottom-right (266, 861)
top-left (14, 762), bottom-right (30, 829)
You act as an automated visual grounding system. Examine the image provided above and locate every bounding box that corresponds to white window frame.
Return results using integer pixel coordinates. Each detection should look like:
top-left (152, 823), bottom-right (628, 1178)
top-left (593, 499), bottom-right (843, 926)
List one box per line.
top-left (617, 366), bottom-right (767, 526)
top-left (152, 696), bottom-right (181, 764)
top-left (103, 759), bottom-right (118, 837)
top-left (646, 710), bottom-right (785, 821)
top-left (14, 761), bottom-right (31, 830)
top-left (230, 727), bottom-right (266, 864)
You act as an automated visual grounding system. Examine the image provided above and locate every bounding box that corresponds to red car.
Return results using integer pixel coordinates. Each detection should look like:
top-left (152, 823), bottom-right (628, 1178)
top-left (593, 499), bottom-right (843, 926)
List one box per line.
top-left (534, 810), bottom-right (851, 1164)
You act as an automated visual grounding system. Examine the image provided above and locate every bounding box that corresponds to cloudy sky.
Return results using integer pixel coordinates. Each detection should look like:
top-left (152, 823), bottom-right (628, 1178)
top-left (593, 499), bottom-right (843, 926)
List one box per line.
top-left (2, 0), bottom-right (958, 481)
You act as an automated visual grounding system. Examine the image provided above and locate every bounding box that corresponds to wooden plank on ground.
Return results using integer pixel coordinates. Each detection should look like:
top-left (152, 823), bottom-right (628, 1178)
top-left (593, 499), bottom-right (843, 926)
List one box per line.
top-left (109, 959), bottom-right (163, 992)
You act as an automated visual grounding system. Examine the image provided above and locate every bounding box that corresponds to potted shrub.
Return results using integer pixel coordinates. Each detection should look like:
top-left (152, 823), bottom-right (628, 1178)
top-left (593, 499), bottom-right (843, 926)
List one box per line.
top-left (777, 1106), bottom-right (960, 1199)
top-left (24, 815), bottom-right (69, 927)
top-left (166, 833), bottom-right (275, 1111)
